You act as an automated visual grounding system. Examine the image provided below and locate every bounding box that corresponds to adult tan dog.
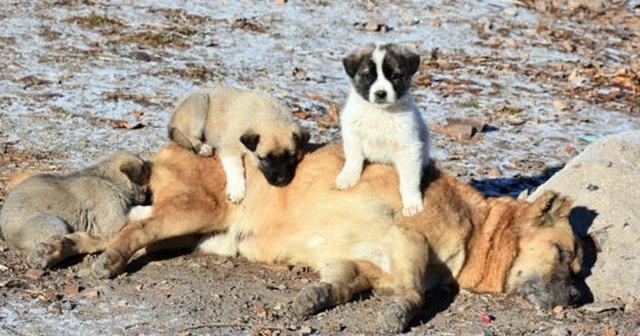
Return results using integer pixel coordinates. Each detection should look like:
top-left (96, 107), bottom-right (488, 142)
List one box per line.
top-left (91, 143), bottom-right (583, 333)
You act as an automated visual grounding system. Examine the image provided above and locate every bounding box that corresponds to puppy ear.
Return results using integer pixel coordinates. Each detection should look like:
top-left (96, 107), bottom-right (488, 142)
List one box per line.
top-left (119, 157), bottom-right (149, 186)
top-left (292, 130), bottom-right (309, 148)
top-left (403, 50), bottom-right (420, 76)
top-left (343, 44), bottom-right (375, 78)
top-left (240, 131), bottom-right (260, 152)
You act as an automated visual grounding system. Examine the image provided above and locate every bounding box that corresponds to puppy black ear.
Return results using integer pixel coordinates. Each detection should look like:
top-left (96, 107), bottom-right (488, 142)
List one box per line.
top-left (404, 50), bottom-right (420, 76)
top-left (343, 54), bottom-right (361, 78)
top-left (292, 130), bottom-right (310, 147)
top-left (240, 131), bottom-right (260, 152)
top-left (343, 44), bottom-right (375, 78)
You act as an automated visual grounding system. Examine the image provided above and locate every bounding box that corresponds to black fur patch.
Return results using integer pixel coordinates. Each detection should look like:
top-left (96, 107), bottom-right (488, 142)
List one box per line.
top-left (343, 45), bottom-right (376, 103)
top-left (381, 44), bottom-right (420, 101)
top-left (258, 150), bottom-right (299, 187)
top-left (240, 132), bottom-right (260, 152)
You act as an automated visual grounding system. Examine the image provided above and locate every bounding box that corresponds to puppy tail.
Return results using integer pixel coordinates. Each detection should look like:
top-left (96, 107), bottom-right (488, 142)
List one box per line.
top-left (168, 127), bottom-right (195, 152)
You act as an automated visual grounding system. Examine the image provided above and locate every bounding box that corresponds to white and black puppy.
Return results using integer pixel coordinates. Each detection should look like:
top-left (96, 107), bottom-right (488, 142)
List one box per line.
top-left (336, 43), bottom-right (430, 216)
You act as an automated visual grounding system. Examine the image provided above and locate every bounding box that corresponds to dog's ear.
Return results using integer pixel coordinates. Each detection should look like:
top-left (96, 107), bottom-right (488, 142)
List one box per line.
top-left (118, 155), bottom-right (149, 186)
top-left (240, 131), bottom-right (260, 152)
top-left (292, 130), bottom-right (309, 148)
top-left (343, 44), bottom-right (375, 78)
top-left (386, 44), bottom-right (421, 77)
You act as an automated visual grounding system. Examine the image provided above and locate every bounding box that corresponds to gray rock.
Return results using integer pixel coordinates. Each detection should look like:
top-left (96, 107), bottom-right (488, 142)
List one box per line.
top-left (529, 131), bottom-right (640, 302)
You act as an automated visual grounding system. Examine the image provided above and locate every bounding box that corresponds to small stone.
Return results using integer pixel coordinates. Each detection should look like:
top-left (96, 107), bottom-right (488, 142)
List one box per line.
top-left (504, 7), bottom-right (518, 16)
top-left (402, 17), bottom-right (419, 25)
top-left (222, 260), bottom-right (235, 269)
top-left (118, 299), bottom-right (128, 307)
top-left (553, 100), bottom-right (569, 111)
top-left (64, 286), bottom-right (81, 295)
top-left (550, 326), bottom-right (570, 336)
top-left (322, 322), bottom-right (343, 333)
top-left (130, 51), bottom-right (152, 62)
top-left (562, 41), bottom-right (576, 53)
top-left (488, 169), bottom-right (502, 178)
top-left (0, 264), bottom-right (8, 272)
top-left (553, 305), bottom-right (564, 314)
top-left (300, 325), bottom-right (313, 335)
top-left (60, 300), bottom-right (75, 311)
top-left (255, 306), bottom-right (267, 319)
top-left (26, 269), bottom-right (45, 279)
top-left (506, 39), bottom-right (518, 48)
top-left (82, 290), bottom-right (100, 299)
top-left (273, 303), bottom-right (283, 311)
top-left (437, 124), bottom-right (475, 141)
top-left (47, 303), bottom-right (62, 315)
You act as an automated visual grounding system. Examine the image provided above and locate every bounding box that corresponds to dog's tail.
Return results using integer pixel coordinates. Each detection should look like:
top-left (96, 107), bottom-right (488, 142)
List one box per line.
top-left (168, 127), bottom-right (195, 152)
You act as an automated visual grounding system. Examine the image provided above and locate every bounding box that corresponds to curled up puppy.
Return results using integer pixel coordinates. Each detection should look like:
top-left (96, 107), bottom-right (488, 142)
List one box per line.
top-left (0, 151), bottom-right (151, 269)
top-left (168, 87), bottom-right (309, 204)
top-left (336, 43), bottom-right (431, 216)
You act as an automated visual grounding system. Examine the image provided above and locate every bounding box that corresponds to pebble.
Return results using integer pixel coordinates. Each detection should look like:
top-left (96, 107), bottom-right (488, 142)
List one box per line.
top-left (504, 7), bottom-right (518, 16)
top-left (300, 325), bottom-right (313, 335)
top-left (47, 303), bottom-right (62, 315)
top-left (60, 300), bottom-right (75, 311)
top-left (550, 326), bottom-right (570, 336)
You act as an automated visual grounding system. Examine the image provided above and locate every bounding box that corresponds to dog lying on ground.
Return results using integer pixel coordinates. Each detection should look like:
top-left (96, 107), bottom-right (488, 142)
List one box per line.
top-left (168, 87), bottom-right (309, 204)
top-left (0, 152), bottom-right (151, 269)
top-left (89, 143), bottom-right (583, 333)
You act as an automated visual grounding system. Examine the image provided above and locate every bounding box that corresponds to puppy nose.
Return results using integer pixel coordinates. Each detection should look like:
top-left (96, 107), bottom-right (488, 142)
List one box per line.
top-left (374, 90), bottom-right (387, 99)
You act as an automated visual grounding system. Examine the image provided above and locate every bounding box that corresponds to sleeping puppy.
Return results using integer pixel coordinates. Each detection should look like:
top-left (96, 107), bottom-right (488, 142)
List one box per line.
top-left (336, 43), bottom-right (430, 216)
top-left (0, 151), bottom-right (151, 269)
top-left (168, 87), bottom-right (309, 204)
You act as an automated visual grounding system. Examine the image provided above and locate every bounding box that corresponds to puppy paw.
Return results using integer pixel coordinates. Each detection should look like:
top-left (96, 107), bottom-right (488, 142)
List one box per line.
top-left (401, 193), bottom-right (425, 217)
top-left (380, 300), bottom-right (411, 334)
top-left (292, 282), bottom-right (333, 318)
top-left (195, 144), bottom-right (214, 157)
top-left (335, 169), bottom-right (361, 190)
top-left (27, 241), bottom-right (59, 269)
top-left (226, 180), bottom-right (246, 204)
top-left (91, 249), bottom-right (126, 279)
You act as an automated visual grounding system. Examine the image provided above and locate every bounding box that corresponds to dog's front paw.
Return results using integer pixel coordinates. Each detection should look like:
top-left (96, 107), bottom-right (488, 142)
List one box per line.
top-left (292, 282), bottom-right (333, 318)
top-left (380, 300), bottom-right (412, 334)
top-left (91, 249), bottom-right (127, 279)
top-left (335, 169), bottom-right (361, 190)
top-left (401, 193), bottom-right (424, 217)
top-left (195, 144), bottom-right (214, 157)
top-left (226, 182), bottom-right (246, 204)
top-left (27, 241), bottom-right (60, 269)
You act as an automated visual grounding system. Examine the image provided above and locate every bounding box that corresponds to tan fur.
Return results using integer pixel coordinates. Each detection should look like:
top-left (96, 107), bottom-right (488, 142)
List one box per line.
top-left (5, 171), bottom-right (37, 192)
top-left (91, 144), bottom-right (582, 333)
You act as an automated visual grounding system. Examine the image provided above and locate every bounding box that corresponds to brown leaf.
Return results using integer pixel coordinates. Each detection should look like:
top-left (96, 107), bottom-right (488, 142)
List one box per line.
top-left (444, 117), bottom-right (486, 133)
top-left (82, 290), bottom-right (100, 298)
top-left (63, 285), bottom-right (80, 295)
top-left (292, 109), bottom-right (310, 120)
top-left (303, 93), bottom-right (329, 104)
top-left (108, 119), bottom-right (144, 130)
top-left (317, 103), bottom-right (340, 127)
top-left (604, 328), bottom-right (616, 336)
top-left (275, 0), bottom-right (286, 4)
top-left (261, 264), bottom-right (291, 272)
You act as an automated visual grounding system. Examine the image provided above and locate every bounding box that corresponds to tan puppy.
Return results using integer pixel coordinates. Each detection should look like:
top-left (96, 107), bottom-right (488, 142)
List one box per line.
top-left (168, 87), bottom-right (308, 204)
top-left (0, 152), bottom-right (151, 269)
top-left (91, 144), bottom-right (583, 334)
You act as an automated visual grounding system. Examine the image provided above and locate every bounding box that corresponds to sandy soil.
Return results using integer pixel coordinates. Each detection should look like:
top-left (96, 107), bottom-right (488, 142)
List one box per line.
top-left (1, 0), bottom-right (639, 335)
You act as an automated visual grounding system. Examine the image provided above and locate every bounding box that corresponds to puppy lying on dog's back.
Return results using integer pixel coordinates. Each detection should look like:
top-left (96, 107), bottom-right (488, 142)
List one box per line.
top-left (0, 151), bottom-right (150, 269)
top-left (168, 87), bottom-right (309, 204)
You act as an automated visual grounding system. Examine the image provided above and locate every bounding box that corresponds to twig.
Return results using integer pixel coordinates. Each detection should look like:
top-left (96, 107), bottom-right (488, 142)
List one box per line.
top-left (178, 322), bottom-right (282, 333)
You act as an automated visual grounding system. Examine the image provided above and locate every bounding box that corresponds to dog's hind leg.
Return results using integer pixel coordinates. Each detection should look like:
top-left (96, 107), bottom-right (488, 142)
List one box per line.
top-left (380, 228), bottom-right (428, 334)
top-left (28, 232), bottom-right (112, 269)
top-left (292, 260), bottom-right (371, 318)
top-left (91, 207), bottom-right (220, 279)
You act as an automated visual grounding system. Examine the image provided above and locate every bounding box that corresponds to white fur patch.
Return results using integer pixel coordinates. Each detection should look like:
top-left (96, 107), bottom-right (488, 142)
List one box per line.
top-left (127, 205), bottom-right (153, 221)
top-left (306, 236), bottom-right (325, 248)
top-left (220, 155), bottom-right (246, 204)
top-left (197, 231), bottom-right (240, 257)
top-left (351, 242), bottom-right (391, 274)
top-left (368, 45), bottom-right (396, 104)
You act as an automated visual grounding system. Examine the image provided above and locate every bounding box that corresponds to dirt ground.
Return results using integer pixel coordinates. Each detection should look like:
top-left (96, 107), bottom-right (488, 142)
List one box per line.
top-left (1, 0), bottom-right (639, 335)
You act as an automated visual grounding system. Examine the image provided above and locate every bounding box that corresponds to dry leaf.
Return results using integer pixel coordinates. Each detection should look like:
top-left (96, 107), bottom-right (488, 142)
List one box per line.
top-left (108, 119), bottom-right (144, 130)
top-left (317, 103), bottom-right (340, 127)
top-left (292, 109), bottom-right (310, 120)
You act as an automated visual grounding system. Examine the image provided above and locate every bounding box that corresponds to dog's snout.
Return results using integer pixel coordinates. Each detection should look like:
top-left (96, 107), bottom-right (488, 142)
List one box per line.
top-left (374, 90), bottom-right (387, 100)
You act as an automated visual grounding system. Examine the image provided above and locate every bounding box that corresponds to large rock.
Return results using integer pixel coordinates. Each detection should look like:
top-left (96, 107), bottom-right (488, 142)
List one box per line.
top-left (529, 131), bottom-right (640, 302)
